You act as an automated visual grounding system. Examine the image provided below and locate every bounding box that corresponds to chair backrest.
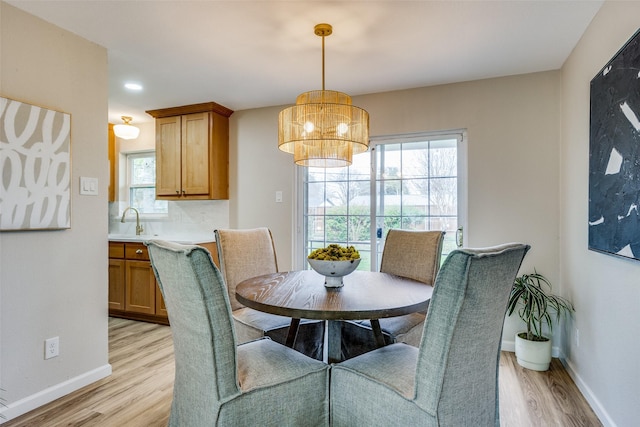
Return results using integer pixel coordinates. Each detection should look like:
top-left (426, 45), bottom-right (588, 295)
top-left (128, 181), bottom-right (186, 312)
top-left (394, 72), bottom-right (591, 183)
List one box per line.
top-left (414, 243), bottom-right (530, 426)
top-left (379, 229), bottom-right (446, 285)
top-left (146, 240), bottom-right (240, 422)
top-left (214, 228), bottom-right (279, 311)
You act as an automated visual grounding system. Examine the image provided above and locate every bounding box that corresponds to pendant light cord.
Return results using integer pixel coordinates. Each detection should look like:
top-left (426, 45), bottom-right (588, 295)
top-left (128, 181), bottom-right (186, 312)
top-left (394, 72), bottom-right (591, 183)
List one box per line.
top-left (321, 33), bottom-right (325, 91)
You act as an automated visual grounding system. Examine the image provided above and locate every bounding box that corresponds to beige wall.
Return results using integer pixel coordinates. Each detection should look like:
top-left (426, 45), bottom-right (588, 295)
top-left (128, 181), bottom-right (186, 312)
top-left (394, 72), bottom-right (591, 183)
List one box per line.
top-left (229, 107), bottom-right (297, 263)
top-left (561, 1), bottom-right (640, 426)
top-left (232, 71), bottom-right (562, 351)
top-left (0, 3), bottom-right (110, 419)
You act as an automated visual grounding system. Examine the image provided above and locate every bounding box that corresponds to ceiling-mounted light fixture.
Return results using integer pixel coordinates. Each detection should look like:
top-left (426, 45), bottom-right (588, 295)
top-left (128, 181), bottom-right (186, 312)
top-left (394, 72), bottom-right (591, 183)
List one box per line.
top-left (124, 82), bottom-right (143, 91)
top-left (278, 23), bottom-right (369, 168)
top-left (113, 116), bottom-right (140, 140)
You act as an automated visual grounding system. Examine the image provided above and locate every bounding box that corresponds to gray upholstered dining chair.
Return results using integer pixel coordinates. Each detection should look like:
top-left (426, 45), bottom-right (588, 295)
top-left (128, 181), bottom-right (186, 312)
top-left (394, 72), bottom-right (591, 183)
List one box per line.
top-left (146, 240), bottom-right (330, 427)
top-left (330, 243), bottom-right (530, 427)
top-left (214, 228), bottom-right (324, 359)
top-left (341, 229), bottom-right (445, 358)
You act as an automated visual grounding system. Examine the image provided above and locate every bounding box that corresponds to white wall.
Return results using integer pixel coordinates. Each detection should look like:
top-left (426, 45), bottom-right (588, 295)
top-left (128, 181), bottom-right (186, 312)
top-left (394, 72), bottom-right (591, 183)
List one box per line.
top-left (232, 72), bottom-right (562, 348)
top-left (561, 2), bottom-right (640, 426)
top-left (0, 3), bottom-right (111, 420)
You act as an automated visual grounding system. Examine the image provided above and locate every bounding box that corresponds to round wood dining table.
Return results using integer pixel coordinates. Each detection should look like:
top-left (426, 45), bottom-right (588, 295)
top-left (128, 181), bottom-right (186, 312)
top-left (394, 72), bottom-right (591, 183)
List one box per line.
top-left (236, 270), bottom-right (433, 362)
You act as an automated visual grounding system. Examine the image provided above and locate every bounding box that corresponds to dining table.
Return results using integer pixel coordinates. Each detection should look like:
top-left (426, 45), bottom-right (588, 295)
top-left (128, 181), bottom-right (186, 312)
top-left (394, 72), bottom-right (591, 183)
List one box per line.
top-left (235, 270), bottom-right (433, 362)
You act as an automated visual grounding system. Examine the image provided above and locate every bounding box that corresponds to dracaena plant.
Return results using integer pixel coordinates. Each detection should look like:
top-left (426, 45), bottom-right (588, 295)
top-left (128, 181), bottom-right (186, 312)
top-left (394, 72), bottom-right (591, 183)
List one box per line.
top-left (507, 272), bottom-right (574, 341)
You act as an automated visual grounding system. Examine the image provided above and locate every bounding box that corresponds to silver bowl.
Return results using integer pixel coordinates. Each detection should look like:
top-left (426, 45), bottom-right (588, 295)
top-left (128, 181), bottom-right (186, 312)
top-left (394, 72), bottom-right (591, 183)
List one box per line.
top-left (308, 258), bottom-right (361, 288)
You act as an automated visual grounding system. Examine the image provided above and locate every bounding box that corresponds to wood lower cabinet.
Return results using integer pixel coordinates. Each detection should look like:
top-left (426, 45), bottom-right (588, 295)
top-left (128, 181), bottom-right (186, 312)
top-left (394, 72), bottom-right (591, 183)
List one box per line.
top-left (125, 259), bottom-right (157, 315)
top-left (108, 258), bottom-right (125, 311)
top-left (108, 240), bottom-right (218, 325)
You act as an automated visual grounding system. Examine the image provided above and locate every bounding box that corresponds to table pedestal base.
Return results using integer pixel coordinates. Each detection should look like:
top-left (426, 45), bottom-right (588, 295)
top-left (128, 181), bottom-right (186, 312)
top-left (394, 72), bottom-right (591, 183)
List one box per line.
top-left (295, 319), bottom-right (386, 363)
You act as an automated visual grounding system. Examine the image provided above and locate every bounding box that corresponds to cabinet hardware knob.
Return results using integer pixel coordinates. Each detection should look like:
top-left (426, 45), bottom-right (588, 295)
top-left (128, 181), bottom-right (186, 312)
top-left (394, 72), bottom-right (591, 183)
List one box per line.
top-left (136, 249), bottom-right (143, 254)
top-left (176, 190), bottom-right (179, 194)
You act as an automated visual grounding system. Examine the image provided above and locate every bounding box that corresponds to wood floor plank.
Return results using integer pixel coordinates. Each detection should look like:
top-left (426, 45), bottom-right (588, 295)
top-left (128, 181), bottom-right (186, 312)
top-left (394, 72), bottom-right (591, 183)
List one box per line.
top-left (3, 318), bottom-right (601, 426)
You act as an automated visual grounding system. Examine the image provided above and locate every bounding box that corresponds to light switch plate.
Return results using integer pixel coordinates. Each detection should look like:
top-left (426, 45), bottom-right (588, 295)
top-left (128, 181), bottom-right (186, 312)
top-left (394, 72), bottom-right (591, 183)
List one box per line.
top-left (80, 176), bottom-right (98, 196)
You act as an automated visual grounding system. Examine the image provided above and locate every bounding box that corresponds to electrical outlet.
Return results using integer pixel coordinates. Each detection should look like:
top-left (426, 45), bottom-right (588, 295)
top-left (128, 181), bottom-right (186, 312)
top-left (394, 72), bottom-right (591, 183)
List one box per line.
top-left (575, 329), bottom-right (580, 347)
top-left (45, 337), bottom-right (59, 359)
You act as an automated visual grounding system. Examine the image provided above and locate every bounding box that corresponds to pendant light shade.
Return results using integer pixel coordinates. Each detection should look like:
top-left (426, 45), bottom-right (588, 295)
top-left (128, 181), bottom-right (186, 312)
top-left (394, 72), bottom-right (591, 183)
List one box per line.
top-left (113, 116), bottom-right (140, 140)
top-left (278, 24), bottom-right (369, 168)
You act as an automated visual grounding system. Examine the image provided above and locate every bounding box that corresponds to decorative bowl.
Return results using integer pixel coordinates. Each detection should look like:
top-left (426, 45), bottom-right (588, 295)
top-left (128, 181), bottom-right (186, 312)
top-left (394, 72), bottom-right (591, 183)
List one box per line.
top-left (308, 258), bottom-right (361, 288)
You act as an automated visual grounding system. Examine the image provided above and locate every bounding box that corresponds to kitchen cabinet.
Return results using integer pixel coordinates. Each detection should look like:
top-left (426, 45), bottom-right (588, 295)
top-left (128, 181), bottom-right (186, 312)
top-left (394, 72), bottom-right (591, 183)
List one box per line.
top-left (108, 240), bottom-right (219, 325)
top-left (108, 123), bottom-right (116, 202)
top-left (146, 102), bottom-right (233, 200)
top-left (108, 260), bottom-right (125, 310)
top-left (108, 241), bottom-right (164, 324)
top-left (108, 243), bottom-right (125, 310)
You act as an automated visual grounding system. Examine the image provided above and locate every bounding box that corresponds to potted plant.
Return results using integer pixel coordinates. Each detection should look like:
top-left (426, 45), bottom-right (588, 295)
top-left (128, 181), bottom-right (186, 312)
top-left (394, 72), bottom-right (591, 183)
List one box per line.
top-left (507, 271), bottom-right (574, 371)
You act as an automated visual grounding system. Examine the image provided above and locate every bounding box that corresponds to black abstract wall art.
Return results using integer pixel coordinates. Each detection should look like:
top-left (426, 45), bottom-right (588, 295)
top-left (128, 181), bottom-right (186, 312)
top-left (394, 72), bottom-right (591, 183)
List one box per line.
top-left (589, 28), bottom-right (640, 261)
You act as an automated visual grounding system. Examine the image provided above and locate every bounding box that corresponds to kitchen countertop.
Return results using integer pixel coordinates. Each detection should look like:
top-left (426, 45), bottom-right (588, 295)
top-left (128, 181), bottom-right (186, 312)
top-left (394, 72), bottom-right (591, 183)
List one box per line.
top-left (108, 233), bottom-right (215, 245)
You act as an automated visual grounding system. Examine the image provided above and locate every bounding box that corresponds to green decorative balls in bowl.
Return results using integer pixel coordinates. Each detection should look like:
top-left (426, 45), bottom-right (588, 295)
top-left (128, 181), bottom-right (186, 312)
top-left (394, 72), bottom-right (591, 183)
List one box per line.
top-left (308, 244), bottom-right (361, 288)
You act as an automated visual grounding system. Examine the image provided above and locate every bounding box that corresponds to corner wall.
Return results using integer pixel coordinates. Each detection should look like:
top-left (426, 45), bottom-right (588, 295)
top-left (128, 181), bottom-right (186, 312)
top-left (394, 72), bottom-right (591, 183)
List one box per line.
top-left (560, 2), bottom-right (640, 426)
top-left (0, 3), bottom-right (111, 420)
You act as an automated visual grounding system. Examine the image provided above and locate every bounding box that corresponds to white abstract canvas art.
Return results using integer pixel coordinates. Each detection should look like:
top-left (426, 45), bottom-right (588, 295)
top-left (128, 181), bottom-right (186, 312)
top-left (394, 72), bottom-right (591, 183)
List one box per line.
top-left (0, 97), bottom-right (71, 230)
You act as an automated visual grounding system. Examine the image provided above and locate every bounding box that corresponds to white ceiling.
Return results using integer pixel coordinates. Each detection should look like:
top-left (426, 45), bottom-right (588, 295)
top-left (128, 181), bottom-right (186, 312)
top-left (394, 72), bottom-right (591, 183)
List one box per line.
top-left (7, 1), bottom-right (603, 124)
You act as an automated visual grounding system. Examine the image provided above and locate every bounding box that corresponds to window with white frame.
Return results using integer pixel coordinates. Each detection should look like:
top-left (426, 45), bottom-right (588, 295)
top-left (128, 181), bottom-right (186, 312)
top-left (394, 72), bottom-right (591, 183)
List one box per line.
top-left (126, 151), bottom-right (168, 214)
top-left (297, 131), bottom-right (466, 271)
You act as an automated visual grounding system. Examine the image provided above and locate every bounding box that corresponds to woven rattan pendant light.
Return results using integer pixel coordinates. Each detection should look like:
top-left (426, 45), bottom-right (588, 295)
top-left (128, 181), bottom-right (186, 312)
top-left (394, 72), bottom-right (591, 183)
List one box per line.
top-left (278, 23), bottom-right (369, 168)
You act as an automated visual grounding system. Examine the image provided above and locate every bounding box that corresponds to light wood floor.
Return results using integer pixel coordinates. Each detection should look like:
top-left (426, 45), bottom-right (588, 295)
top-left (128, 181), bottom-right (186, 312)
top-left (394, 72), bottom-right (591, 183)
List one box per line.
top-left (4, 317), bottom-right (601, 426)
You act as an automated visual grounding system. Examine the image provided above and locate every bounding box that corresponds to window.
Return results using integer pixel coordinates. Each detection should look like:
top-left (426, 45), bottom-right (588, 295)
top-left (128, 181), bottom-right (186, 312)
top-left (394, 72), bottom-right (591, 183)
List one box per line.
top-left (297, 131), bottom-right (466, 270)
top-left (126, 152), bottom-right (168, 214)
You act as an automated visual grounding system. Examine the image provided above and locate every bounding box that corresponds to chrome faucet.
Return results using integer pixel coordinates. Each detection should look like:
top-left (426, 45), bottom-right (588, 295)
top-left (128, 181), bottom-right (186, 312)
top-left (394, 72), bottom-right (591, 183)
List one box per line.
top-left (121, 207), bottom-right (144, 235)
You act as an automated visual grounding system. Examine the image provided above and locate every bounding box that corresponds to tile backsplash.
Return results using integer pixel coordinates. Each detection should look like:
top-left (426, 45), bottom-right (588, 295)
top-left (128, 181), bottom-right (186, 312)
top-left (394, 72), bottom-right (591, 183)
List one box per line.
top-left (109, 200), bottom-right (229, 237)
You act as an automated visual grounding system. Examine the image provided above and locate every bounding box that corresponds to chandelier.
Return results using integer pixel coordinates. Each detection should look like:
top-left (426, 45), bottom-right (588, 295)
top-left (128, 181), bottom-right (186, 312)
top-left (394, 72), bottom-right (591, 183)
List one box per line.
top-left (278, 23), bottom-right (369, 168)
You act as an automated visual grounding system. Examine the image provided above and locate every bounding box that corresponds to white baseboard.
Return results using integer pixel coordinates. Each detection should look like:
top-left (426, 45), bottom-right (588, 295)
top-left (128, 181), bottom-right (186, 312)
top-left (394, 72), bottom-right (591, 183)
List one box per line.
top-left (561, 357), bottom-right (617, 427)
top-left (0, 364), bottom-right (112, 423)
top-left (501, 339), bottom-right (516, 353)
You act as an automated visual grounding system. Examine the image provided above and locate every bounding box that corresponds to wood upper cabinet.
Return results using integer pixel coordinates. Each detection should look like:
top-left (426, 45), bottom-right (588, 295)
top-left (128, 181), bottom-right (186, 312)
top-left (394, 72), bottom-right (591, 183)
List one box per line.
top-left (155, 116), bottom-right (182, 197)
top-left (147, 102), bottom-right (233, 200)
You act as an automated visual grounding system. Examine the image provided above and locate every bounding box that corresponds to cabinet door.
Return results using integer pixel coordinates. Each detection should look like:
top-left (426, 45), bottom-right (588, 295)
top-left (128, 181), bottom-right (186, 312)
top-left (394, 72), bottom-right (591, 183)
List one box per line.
top-left (181, 112), bottom-right (210, 196)
top-left (125, 260), bottom-right (156, 314)
top-left (156, 116), bottom-right (182, 197)
top-left (155, 284), bottom-right (168, 318)
top-left (108, 259), bottom-right (125, 310)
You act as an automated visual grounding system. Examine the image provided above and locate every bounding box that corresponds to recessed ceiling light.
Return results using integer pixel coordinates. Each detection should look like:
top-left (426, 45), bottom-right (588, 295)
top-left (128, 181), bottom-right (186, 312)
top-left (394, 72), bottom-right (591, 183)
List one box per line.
top-left (124, 82), bottom-right (143, 91)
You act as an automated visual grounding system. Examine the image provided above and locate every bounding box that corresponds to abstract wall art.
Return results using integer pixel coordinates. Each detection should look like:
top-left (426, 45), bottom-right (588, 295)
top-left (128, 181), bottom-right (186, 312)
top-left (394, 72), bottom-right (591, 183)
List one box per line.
top-left (0, 97), bottom-right (71, 230)
top-left (589, 28), bottom-right (640, 261)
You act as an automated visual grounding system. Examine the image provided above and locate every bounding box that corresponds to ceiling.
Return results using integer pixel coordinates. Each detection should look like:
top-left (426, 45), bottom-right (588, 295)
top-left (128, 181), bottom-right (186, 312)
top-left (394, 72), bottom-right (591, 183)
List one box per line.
top-left (7, 1), bottom-right (603, 124)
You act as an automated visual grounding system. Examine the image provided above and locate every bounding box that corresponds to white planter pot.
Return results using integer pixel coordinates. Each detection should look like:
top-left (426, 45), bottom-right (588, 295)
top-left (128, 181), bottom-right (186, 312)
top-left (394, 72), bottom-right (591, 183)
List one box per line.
top-left (514, 332), bottom-right (552, 371)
